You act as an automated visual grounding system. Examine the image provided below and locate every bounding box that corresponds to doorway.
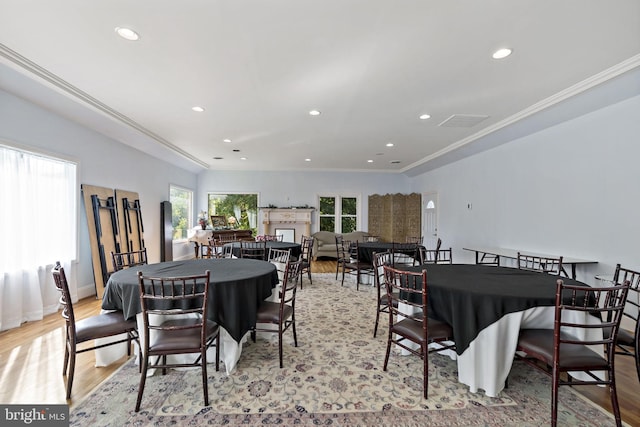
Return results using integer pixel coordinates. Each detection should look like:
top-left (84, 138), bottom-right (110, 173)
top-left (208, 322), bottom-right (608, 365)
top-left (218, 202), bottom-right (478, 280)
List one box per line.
top-left (422, 192), bottom-right (438, 249)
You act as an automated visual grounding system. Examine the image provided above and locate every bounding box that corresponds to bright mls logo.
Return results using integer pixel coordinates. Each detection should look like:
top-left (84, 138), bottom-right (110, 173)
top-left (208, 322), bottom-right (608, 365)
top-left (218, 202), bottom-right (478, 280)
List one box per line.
top-left (1, 405), bottom-right (68, 426)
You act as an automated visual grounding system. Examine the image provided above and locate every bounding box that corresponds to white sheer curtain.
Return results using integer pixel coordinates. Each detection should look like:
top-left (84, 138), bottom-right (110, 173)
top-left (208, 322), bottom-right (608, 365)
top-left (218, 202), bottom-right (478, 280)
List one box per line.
top-left (0, 144), bottom-right (77, 331)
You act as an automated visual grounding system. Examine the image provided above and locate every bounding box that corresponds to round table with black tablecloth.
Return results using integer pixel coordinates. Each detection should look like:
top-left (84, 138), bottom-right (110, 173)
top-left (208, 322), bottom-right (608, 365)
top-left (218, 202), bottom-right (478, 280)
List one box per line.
top-left (102, 258), bottom-right (278, 343)
top-left (224, 241), bottom-right (302, 260)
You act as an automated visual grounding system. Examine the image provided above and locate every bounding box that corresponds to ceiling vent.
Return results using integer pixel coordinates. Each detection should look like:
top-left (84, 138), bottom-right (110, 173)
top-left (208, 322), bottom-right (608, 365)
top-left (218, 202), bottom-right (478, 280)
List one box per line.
top-left (438, 114), bottom-right (489, 128)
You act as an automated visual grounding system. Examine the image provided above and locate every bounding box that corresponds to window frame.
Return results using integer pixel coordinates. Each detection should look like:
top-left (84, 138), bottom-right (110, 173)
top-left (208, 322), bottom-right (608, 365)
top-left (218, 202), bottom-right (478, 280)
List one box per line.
top-left (317, 195), bottom-right (360, 233)
top-left (207, 192), bottom-right (260, 235)
top-left (1, 140), bottom-right (79, 263)
top-left (169, 184), bottom-right (193, 242)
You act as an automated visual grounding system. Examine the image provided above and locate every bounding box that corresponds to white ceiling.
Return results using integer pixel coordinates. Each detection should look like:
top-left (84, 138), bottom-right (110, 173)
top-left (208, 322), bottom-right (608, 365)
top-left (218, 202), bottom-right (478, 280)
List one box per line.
top-left (1, 1), bottom-right (639, 175)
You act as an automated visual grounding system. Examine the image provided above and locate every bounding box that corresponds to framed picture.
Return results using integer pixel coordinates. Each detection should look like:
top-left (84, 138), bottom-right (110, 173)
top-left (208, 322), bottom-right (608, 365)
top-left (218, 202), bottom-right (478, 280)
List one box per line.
top-left (275, 228), bottom-right (295, 243)
top-left (210, 215), bottom-right (227, 227)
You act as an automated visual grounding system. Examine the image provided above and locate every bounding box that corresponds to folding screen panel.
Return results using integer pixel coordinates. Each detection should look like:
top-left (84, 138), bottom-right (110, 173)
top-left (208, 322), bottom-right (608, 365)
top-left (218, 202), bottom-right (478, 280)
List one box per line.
top-left (368, 193), bottom-right (421, 243)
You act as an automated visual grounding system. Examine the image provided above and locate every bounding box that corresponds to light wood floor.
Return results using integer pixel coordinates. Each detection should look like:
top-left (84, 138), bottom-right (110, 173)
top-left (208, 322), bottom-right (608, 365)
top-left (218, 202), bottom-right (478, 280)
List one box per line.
top-left (1, 260), bottom-right (638, 425)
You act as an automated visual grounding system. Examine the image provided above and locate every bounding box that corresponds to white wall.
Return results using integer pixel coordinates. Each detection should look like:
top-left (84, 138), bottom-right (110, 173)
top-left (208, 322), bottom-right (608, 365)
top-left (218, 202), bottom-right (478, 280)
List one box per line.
top-left (4, 87), bottom-right (637, 293)
top-left (197, 170), bottom-right (411, 235)
top-left (409, 94), bottom-right (640, 283)
top-left (0, 90), bottom-right (198, 297)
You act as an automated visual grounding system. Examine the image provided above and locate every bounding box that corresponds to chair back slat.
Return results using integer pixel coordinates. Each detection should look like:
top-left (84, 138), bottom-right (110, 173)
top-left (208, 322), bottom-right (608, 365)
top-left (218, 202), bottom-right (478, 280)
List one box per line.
top-left (391, 242), bottom-right (419, 266)
top-left (240, 240), bottom-right (267, 260)
top-left (52, 262), bottom-right (75, 326)
top-left (555, 279), bottom-right (630, 349)
top-left (137, 271), bottom-right (211, 331)
top-left (384, 265), bottom-right (426, 316)
top-left (111, 248), bottom-right (148, 272)
top-left (613, 264), bottom-right (640, 325)
top-left (518, 252), bottom-right (563, 276)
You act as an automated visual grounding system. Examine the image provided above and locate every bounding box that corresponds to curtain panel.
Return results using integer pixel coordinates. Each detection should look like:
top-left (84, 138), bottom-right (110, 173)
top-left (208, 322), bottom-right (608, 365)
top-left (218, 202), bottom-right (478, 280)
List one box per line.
top-left (0, 145), bottom-right (77, 331)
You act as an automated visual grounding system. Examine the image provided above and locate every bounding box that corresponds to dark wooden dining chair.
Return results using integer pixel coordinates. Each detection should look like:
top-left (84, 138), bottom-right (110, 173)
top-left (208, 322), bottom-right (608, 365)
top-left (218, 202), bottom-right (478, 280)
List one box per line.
top-left (200, 236), bottom-right (216, 258)
top-left (240, 240), bottom-right (267, 260)
top-left (418, 246), bottom-right (453, 265)
top-left (252, 260), bottom-right (303, 368)
top-left (111, 248), bottom-right (148, 272)
top-left (267, 247), bottom-right (292, 283)
top-left (135, 270), bottom-right (220, 412)
top-left (516, 279), bottom-right (630, 427)
top-left (610, 264), bottom-right (640, 382)
top-left (382, 265), bottom-right (455, 398)
top-left (517, 252), bottom-right (563, 275)
top-left (391, 242), bottom-right (419, 266)
top-left (372, 250), bottom-right (395, 338)
top-left (299, 235), bottom-right (314, 287)
top-left (53, 261), bottom-right (139, 399)
top-left (338, 240), bottom-right (373, 290)
top-left (335, 235), bottom-right (349, 280)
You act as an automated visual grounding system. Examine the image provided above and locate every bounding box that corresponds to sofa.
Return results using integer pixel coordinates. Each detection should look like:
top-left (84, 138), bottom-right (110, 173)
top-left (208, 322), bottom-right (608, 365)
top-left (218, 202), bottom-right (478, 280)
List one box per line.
top-left (311, 230), bottom-right (371, 260)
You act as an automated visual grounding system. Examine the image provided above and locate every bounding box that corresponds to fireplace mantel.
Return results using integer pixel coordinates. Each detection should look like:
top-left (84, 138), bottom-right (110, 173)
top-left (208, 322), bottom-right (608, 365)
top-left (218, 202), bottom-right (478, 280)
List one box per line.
top-left (261, 208), bottom-right (314, 238)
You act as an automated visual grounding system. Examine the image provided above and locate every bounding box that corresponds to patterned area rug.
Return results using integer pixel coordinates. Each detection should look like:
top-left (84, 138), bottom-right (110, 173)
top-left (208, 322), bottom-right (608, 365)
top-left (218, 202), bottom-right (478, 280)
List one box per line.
top-left (70, 273), bottom-right (616, 426)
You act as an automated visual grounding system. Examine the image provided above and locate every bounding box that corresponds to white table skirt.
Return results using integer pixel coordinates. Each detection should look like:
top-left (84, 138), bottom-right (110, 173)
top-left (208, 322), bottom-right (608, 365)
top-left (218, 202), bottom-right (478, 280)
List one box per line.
top-left (95, 313), bottom-right (246, 375)
top-left (400, 305), bottom-right (604, 397)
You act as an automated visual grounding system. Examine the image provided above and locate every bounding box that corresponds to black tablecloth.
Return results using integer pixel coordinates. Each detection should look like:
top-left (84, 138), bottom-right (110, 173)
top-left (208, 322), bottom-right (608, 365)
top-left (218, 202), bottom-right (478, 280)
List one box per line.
top-left (224, 241), bottom-right (302, 260)
top-left (102, 258), bottom-right (278, 342)
top-left (400, 264), bottom-right (588, 355)
top-left (357, 242), bottom-right (422, 263)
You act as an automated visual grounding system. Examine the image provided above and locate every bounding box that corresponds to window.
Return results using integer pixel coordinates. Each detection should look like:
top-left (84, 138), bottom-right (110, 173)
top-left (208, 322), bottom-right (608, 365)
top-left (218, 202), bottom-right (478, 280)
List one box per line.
top-left (207, 193), bottom-right (258, 235)
top-left (319, 196), bottom-right (358, 233)
top-left (170, 185), bottom-right (193, 240)
top-left (1, 143), bottom-right (77, 330)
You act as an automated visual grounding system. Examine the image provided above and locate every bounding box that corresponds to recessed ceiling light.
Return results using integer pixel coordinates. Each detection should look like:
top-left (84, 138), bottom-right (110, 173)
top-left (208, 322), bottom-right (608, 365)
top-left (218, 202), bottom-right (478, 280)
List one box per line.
top-left (309, 110), bottom-right (321, 116)
top-left (492, 48), bottom-right (512, 59)
top-left (305, 158), bottom-right (311, 162)
top-left (419, 114), bottom-right (431, 120)
top-left (223, 139), bottom-right (232, 143)
top-left (213, 156), bottom-right (223, 160)
top-left (367, 160), bottom-right (373, 163)
top-left (390, 160), bottom-right (401, 164)
top-left (192, 106), bottom-right (205, 112)
top-left (115, 27), bottom-right (140, 41)
top-left (386, 143), bottom-right (394, 147)
top-left (240, 157), bottom-right (247, 160)
top-left (232, 149), bottom-right (240, 152)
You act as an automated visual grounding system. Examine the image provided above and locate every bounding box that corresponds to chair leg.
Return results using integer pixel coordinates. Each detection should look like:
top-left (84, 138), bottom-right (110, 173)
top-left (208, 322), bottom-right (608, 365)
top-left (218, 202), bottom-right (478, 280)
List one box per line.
top-left (551, 368), bottom-right (559, 427)
top-left (373, 304), bottom-right (380, 338)
top-left (62, 338), bottom-right (70, 376)
top-left (608, 370), bottom-right (623, 427)
top-left (383, 329), bottom-right (392, 372)
top-left (635, 338), bottom-right (640, 384)
top-left (278, 328), bottom-right (284, 369)
top-left (201, 349), bottom-right (209, 407)
top-left (135, 353), bottom-right (149, 412)
top-left (292, 317), bottom-right (298, 347)
top-left (65, 342), bottom-right (76, 400)
top-left (215, 335), bottom-right (220, 372)
top-left (422, 343), bottom-right (428, 399)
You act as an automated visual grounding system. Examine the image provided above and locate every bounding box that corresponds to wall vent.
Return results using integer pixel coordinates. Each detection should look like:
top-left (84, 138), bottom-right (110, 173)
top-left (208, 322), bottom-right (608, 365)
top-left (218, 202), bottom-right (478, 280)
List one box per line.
top-left (438, 114), bottom-right (489, 128)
